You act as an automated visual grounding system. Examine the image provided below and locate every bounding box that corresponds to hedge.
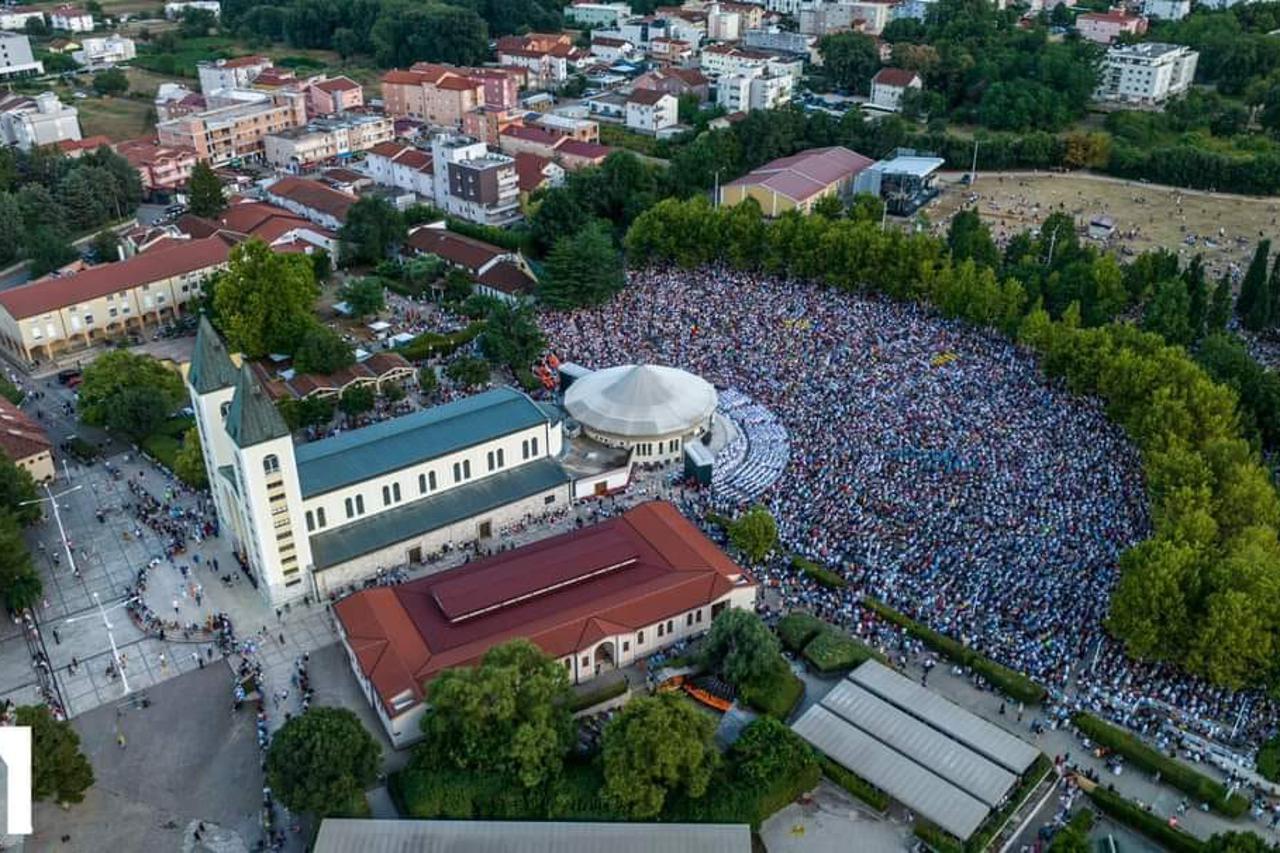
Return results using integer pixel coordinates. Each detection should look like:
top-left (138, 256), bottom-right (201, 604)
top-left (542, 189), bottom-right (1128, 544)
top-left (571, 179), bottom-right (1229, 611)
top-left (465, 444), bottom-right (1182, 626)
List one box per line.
top-left (791, 554), bottom-right (846, 588)
top-left (914, 820), bottom-right (965, 853)
top-left (964, 753), bottom-right (1051, 853)
top-left (1071, 713), bottom-right (1248, 817)
top-left (67, 436), bottom-right (99, 461)
top-left (777, 613), bottom-right (827, 652)
top-left (1046, 807), bottom-right (1095, 853)
top-left (803, 630), bottom-right (883, 673)
top-left (740, 667), bottom-right (804, 719)
top-left (568, 678), bottom-right (628, 713)
top-left (1258, 735), bottom-right (1280, 783)
top-left (397, 322), bottom-right (484, 361)
top-left (864, 598), bottom-right (1047, 705)
top-left (818, 755), bottom-right (890, 811)
top-left (1084, 785), bottom-right (1203, 853)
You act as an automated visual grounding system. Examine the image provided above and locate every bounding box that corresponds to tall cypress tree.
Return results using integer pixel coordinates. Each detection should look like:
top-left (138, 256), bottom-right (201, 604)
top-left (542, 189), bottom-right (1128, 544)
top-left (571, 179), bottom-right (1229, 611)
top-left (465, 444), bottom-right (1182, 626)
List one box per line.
top-left (1208, 274), bottom-right (1233, 333)
top-left (1184, 254), bottom-right (1208, 341)
top-left (1238, 239), bottom-right (1270, 330)
top-left (1268, 254), bottom-right (1280, 331)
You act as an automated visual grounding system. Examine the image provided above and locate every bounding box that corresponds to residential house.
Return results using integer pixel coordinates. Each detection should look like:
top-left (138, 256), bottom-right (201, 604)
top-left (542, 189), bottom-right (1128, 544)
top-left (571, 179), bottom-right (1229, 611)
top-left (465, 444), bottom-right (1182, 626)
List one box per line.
top-left (49, 5), bottom-right (92, 32)
top-left (55, 135), bottom-right (110, 158)
top-left (71, 34), bottom-right (136, 68)
top-left (207, 199), bottom-right (338, 256)
top-left (699, 44), bottom-right (802, 81)
top-left (197, 55), bottom-right (273, 95)
top-left (0, 236), bottom-right (233, 362)
top-left (590, 36), bottom-right (638, 64)
top-left (1094, 42), bottom-right (1197, 105)
top-left (0, 33), bottom-right (42, 79)
top-left (625, 89), bottom-right (678, 134)
top-left (647, 37), bottom-right (695, 65)
top-left (263, 176), bottom-right (357, 230)
top-left (362, 141), bottom-right (435, 202)
top-left (117, 138), bottom-right (199, 193)
top-left (380, 66), bottom-right (484, 127)
top-left (430, 134), bottom-right (521, 227)
top-left (155, 83), bottom-right (205, 121)
top-left (632, 67), bottom-right (710, 102)
top-left (263, 113), bottom-right (394, 171)
top-left (165, 0), bottom-right (221, 18)
top-left (870, 67), bottom-right (922, 112)
top-left (0, 92), bottom-right (80, 151)
top-left (716, 68), bottom-right (793, 112)
top-left (464, 66), bottom-right (524, 111)
top-left (513, 152), bottom-right (564, 199)
top-left (496, 33), bottom-right (579, 89)
top-left (1076, 9), bottom-right (1148, 43)
top-left (407, 224), bottom-right (539, 303)
top-left (306, 76), bottom-right (364, 114)
top-left (531, 113), bottom-right (599, 142)
top-left (156, 88), bottom-right (307, 166)
top-left (461, 105), bottom-right (522, 146)
top-left (556, 139), bottom-right (614, 170)
top-left (719, 145), bottom-right (874, 216)
top-left (742, 27), bottom-right (819, 63)
top-left (0, 398), bottom-right (52, 482)
top-left (0, 8), bottom-right (44, 31)
top-left (565, 1), bottom-right (633, 28)
top-left (498, 125), bottom-right (564, 159)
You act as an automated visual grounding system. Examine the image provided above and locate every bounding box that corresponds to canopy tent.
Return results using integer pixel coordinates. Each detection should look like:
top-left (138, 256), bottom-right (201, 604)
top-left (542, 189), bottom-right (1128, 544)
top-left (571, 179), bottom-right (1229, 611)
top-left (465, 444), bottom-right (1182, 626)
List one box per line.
top-left (564, 364), bottom-right (717, 438)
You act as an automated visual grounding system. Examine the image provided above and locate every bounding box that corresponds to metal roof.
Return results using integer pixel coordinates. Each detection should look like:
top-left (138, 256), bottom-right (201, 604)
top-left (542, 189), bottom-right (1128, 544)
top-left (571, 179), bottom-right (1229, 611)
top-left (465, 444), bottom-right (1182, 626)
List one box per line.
top-left (564, 364), bottom-right (717, 438)
top-left (850, 661), bottom-right (1040, 774)
top-left (313, 819), bottom-right (752, 853)
top-left (226, 364), bottom-right (290, 448)
top-left (189, 316), bottom-right (238, 394)
top-left (869, 155), bottom-right (945, 178)
top-left (793, 704), bottom-right (992, 841)
top-left (308, 457), bottom-right (571, 569)
top-left (819, 678), bottom-right (1017, 807)
top-left (295, 387), bottom-right (552, 498)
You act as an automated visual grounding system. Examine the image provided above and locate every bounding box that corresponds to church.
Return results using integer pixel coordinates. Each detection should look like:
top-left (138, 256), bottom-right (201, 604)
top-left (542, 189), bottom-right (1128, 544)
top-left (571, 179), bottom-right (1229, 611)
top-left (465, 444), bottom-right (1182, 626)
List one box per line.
top-left (187, 317), bottom-right (580, 606)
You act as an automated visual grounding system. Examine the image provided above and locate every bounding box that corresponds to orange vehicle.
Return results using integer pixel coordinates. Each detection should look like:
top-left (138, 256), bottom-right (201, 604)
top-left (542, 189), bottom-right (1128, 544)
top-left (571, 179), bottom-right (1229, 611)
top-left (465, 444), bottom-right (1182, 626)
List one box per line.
top-left (683, 683), bottom-right (733, 713)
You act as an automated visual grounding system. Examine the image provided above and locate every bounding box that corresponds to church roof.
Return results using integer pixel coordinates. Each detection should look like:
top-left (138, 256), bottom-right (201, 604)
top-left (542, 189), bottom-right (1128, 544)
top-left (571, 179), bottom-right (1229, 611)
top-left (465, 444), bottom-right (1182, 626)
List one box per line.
top-left (294, 386), bottom-right (552, 498)
top-left (564, 364), bottom-right (717, 438)
top-left (188, 315), bottom-right (238, 394)
top-left (226, 364), bottom-right (290, 448)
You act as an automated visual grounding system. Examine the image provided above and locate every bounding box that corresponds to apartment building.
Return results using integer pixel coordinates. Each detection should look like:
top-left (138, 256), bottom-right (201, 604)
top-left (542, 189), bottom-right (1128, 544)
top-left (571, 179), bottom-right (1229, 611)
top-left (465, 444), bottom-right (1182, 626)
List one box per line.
top-left (799, 0), bottom-right (895, 35)
top-left (264, 113), bottom-right (393, 171)
top-left (0, 92), bottom-right (80, 150)
top-left (306, 76), bottom-right (363, 114)
top-left (380, 65), bottom-right (484, 127)
top-left (0, 8), bottom-right (45, 31)
top-left (49, 5), bottom-right (92, 32)
top-left (1142, 0), bottom-right (1190, 19)
top-left (431, 134), bottom-right (520, 227)
top-left (156, 89), bottom-right (306, 166)
top-left (625, 89), bottom-right (678, 134)
top-left (362, 141), bottom-right (435, 202)
top-left (699, 43), bottom-right (803, 81)
top-left (1076, 9), bottom-right (1148, 43)
top-left (633, 67), bottom-right (710, 101)
top-left (590, 36), bottom-right (638, 63)
top-left (716, 68), bottom-right (794, 113)
top-left (565, 1), bottom-right (633, 28)
top-left (648, 37), bottom-right (695, 65)
top-left (532, 113), bottom-right (599, 142)
top-left (742, 27), bottom-right (819, 63)
top-left (197, 55), bottom-right (273, 94)
top-left (461, 105), bottom-right (522, 145)
top-left (117, 138), bottom-right (198, 192)
top-left (1094, 42), bottom-right (1198, 105)
top-left (0, 33), bottom-right (43, 79)
top-left (496, 33), bottom-right (579, 89)
top-left (71, 34), bottom-right (136, 68)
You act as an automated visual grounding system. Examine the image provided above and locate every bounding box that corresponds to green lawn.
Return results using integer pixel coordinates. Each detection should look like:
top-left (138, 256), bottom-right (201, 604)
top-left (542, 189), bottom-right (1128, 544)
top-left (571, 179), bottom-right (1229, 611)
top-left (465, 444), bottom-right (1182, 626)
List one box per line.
top-left (740, 667), bottom-right (803, 720)
top-left (74, 95), bottom-right (155, 141)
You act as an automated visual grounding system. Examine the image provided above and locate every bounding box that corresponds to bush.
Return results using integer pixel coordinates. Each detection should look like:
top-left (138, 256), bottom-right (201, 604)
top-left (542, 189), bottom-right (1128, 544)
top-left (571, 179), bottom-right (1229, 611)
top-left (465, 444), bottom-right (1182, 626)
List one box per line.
top-left (0, 375), bottom-right (23, 404)
top-left (914, 820), bottom-right (965, 853)
top-left (397, 323), bottom-right (484, 361)
top-left (865, 598), bottom-right (1046, 705)
top-left (1085, 786), bottom-right (1203, 853)
top-left (1258, 736), bottom-right (1280, 783)
top-left (777, 613), bottom-right (827, 652)
top-left (568, 678), bottom-right (627, 713)
top-left (802, 631), bottom-right (882, 673)
top-left (792, 554), bottom-right (846, 588)
top-left (819, 755), bottom-right (890, 811)
top-left (740, 666), bottom-right (804, 719)
top-left (67, 436), bottom-right (98, 461)
top-left (1072, 713), bottom-right (1248, 817)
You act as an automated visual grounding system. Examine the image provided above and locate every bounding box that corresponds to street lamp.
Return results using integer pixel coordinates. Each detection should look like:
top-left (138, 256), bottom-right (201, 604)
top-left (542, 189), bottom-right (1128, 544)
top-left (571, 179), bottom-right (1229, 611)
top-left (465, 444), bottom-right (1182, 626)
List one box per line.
top-left (65, 593), bottom-right (138, 695)
top-left (19, 483), bottom-right (84, 577)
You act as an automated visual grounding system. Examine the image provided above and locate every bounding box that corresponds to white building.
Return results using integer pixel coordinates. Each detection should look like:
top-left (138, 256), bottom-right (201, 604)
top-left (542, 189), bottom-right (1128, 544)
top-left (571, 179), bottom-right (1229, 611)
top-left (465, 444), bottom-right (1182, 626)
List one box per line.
top-left (870, 67), bottom-right (922, 112)
top-left (1094, 42), bottom-right (1198, 105)
top-left (72, 35), bottom-right (137, 68)
top-left (430, 133), bottom-right (521, 227)
top-left (1141, 0), bottom-right (1190, 19)
top-left (189, 319), bottom-right (582, 606)
top-left (0, 92), bottom-right (80, 150)
top-left (700, 43), bottom-right (804, 82)
top-left (742, 27), bottom-right (819, 62)
top-left (564, 0), bottom-right (633, 28)
top-left (0, 8), bottom-right (45, 31)
top-left (590, 36), bottom-right (638, 63)
top-left (0, 33), bottom-right (43, 79)
top-left (800, 0), bottom-right (894, 35)
top-left (716, 68), bottom-right (794, 112)
top-left (764, 0), bottom-right (805, 14)
top-left (49, 5), bottom-right (93, 32)
top-left (361, 140), bottom-right (436, 202)
top-left (197, 55), bottom-right (273, 95)
top-left (164, 0), bottom-right (221, 19)
top-left (625, 89), bottom-right (678, 134)
top-left (263, 113), bottom-right (394, 170)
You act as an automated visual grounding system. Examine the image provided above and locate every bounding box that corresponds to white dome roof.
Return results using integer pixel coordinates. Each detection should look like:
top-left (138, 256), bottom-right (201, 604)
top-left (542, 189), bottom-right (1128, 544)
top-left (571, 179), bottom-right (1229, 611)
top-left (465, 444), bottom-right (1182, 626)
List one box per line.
top-left (564, 364), bottom-right (717, 438)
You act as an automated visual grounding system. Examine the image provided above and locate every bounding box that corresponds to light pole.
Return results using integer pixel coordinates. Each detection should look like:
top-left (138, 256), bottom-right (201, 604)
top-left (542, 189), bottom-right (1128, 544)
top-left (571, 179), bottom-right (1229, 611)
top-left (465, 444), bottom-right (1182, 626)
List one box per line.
top-left (65, 593), bottom-right (138, 695)
top-left (969, 138), bottom-right (981, 186)
top-left (19, 483), bottom-right (83, 577)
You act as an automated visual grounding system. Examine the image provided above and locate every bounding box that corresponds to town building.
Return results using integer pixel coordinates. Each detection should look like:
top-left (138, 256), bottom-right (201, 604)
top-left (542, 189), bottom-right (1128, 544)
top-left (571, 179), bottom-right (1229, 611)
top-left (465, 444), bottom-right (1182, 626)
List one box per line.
top-left (0, 33), bottom-right (43, 79)
top-left (262, 176), bottom-right (357, 230)
top-left (719, 145), bottom-right (874, 215)
top-left (191, 199), bottom-right (338, 256)
top-left (590, 36), bottom-right (638, 64)
top-left (313, 820), bottom-right (751, 853)
top-left (632, 66), bottom-right (710, 102)
top-left (49, 5), bottom-right (92, 32)
top-left (556, 139), bottom-right (614, 170)
top-left (1094, 42), bottom-right (1198, 105)
top-left (0, 8), bottom-right (45, 31)
top-left (197, 55), bottom-right (273, 95)
top-left (565, 0), bottom-right (634, 28)
top-left (699, 43), bottom-right (803, 81)
top-left (361, 140), bottom-right (435, 202)
top-left (565, 365), bottom-right (716, 464)
top-left (870, 67), bottom-right (922, 112)
top-left (800, 0), bottom-right (894, 35)
top-left (1141, 0), bottom-right (1190, 19)
top-left (498, 125), bottom-right (565, 160)
top-left (305, 76), bottom-right (363, 115)
top-left (1076, 9), bottom-right (1148, 43)
top-left (742, 27), bottom-right (819, 62)
top-left (333, 500), bottom-right (757, 744)
top-left (117, 138), bottom-right (199, 194)
top-left (263, 114), bottom-right (393, 171)
top-left (496, 33), bottom-right (579, 89)
top-left (0, 236), bottom-right (232, 362)
top-left (55, 135), bottom-right (110, 158)
top-left (154, 83), bottom-right (205, 121)
top-left (625, 89), bottom-right (678, 134)
top-left (461, 106), bottom-right (521, 146)
top-left (430, 134), bottom-right (521, 227)
top-left (71, 34), bottom-right (136, 68)
top-left (379, 65), bottom-right (485, 127)
top-left (647, 37), bottom-right (695, 65)
top-left (0, 92), bottom-right (80, 151)
top-left (514, 151), bottom-right (564, 199)
top-left (0, 397), bottom-right (52, 482)
top-left (165, 0), bottom-right (220, 17)
top-left (716, 68), bottom-right (794, 113)
top-left (156, 89), bottom-right (307, 166)
top-left (852, 151), bottom-right (945, 215)
top-left (531, 112), bottom-right (600, 143)
top-left (407, 223), bottom-right (540, 303)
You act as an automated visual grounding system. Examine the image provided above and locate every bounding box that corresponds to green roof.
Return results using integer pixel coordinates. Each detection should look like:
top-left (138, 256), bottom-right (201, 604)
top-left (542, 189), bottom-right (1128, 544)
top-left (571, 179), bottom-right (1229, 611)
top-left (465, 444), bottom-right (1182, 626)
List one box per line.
top-left (189, 316), bottom-right (238, 395)
top-left (295, 387), bottom-right (552, 498)
top-left (308, 457), bottom-right (571, 569)
top-left (226, 364), bottom-right (290, 448)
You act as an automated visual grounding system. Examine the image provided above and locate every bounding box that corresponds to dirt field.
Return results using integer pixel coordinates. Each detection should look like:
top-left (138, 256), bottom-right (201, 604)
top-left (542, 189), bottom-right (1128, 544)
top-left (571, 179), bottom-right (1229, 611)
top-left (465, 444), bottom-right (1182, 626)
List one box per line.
top-left (924, 171), bottom-right (1280, 282)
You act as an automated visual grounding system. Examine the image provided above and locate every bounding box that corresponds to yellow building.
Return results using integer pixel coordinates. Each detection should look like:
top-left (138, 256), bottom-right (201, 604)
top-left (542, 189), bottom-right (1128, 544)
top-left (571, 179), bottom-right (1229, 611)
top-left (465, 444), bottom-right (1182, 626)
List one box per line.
top-left (0, 397), bottom-right (52, 482)
top-left (717, 146), bottom-right (874, 216)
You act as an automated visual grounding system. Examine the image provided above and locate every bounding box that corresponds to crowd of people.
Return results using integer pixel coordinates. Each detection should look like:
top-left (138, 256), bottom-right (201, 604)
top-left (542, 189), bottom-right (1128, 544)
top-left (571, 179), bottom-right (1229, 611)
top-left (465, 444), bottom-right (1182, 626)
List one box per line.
top-left (540, 266), bottom-right (1280, 753)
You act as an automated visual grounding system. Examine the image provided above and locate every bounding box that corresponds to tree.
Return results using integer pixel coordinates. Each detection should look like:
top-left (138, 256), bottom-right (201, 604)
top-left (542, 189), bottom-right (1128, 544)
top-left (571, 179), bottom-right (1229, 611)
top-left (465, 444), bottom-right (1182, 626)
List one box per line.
top-left (1208, 274), bottom-right (1233, 332)
top-left (701, 608), bottom-right (785, 688)
top-left (339, 197), bottom-right (406, 266)
top-left (730, 716), bottom-right (816, 789)
top-left (212, 239), bottom-right (319, 357)
top-left (179, 6), bottom-right (217, 36)
top-left (0, 457), bottom-right (39, 524)
top-left (810, 193), bottom-right (844, 219)
top-left (529, 187), bottom-right (590, 254)
top-left (91, 68), bottom-right (129, 97)
top-left (0, 512), bottom-right (41, 611)
top-left (16, 705), bottom-right (93, 805)
top-left (1142, 278), bottom-right (1194, 346)
top-left (266, 706), bottom-right (380, 818)
top-left (173, 427), bottom-right (208, 488)
top-left (602, 693), bottom-right (719, 818)
top-left (446, 356), bottom-right (490, 387)
top-left (1237, 239), bottom-right (1270, 329)
top-left (479, 303), bottom-right (544, 373)
top-left (820, 32), bottom-right (881, 94)
top-left (293, 324), bottom-right (355, 375)
top-left (728, 504), bottom-right (778, 563)
top-left (418, 366), bottom-right (438, 396)
top-left (27, 227), bottom-right (77, 277)
top-left (338, 277), bottom-right (386, 318)
top-left (370, 2), bottom-right (489, 67)
top-left (78, 350), bottom-right (185, 432)
top-left (1268, 254), bottom-right (1280, 331)
top-left (420, 639), bottom-right (574, 788)
top-left (1203, 832), bottom-right (1278, 853)
top-left (187, 161), bottom-right (225, 219)
top-left (90, 230), bottom-right (118, 263)
top-left (947, 209), bottom-right (999, 270)
top-left (338, 384), bottom-right (374, 416)
top-left (539, 219), bottom-right (624, 310)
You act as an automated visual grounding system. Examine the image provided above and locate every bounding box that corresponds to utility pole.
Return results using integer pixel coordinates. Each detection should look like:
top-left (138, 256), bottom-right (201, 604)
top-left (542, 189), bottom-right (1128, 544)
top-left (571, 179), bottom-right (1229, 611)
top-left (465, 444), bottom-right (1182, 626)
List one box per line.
top-left (969, 139), bottom-right (981, 186)
top-left (712, 169), bottom-right (720, 209)
top-left (20, 483), bottom-right (83, 577)
top-left (1045, 224), bottom-right (1062, 267)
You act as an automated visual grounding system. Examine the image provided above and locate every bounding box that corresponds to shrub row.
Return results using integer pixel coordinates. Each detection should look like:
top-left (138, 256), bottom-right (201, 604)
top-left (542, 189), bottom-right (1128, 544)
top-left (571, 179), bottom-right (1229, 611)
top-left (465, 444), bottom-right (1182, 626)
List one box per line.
top-left (777, 613), bottom-right (827, 652)
top-left (740, 667), bottom-right (804, 719)
top-left (802, 631), bottom-right (882, 674)
top-left (568, 678), bottom-right (628, 713)
top-left (818, 755), bottom-right (890, 811)
top-left (397, 322), bottom-right (483, 361)
top-left (1071, 713), bottom-right (1248, 817)
top-left (913, 820), bottom-right (965, 853)
top-left (791, 554), bottom-right (846, 588)
top-left (864, 598), bottom-right (1047, 705)
top-left (964, 753), bottom-right (1052, 853)
top-left (1084, 785), bottom-right (1203, 853)
top-left (1258, 735), bottom-right (1280, 783)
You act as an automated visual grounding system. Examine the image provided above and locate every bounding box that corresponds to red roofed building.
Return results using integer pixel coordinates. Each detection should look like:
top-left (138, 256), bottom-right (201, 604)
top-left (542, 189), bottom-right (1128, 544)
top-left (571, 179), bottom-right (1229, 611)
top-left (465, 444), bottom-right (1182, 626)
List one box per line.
top-left (55, 135), bottom-right (111, 158)
top-left (334, 501), bottom-right (757, 744)
top-left (496, 33), bottom-right (576, 90)
top-left (720, 145), bottom-right (874, 216)
top-left (0, 397), bottom-right (52, 482)
top-left (0, 236), bottom-right (234, 361)
top-left (262, 175), bottom-right (357, 230)
top-left (498, 124), bottom-right (565, 159)
top-left (513, 151), bottom-right (563, 196)
top-left (380, 65), bottom-right (484, 127)
top-left (407, 224), bottom-right (539, 302)
top-left (633, 67), bottom-right (710, 102)
top-left (362, 140), bottom-right (435, 200)
top-left (1076, 8), bottom-right (1148, 43)
top-left (556, 139), bottom-right (614, 170)
top-left (870, 67), bottom-right (922, 112)
top-left (117, 137), bottom-right (199, 191)
top-left (306, 75), bottom-right (364, 114)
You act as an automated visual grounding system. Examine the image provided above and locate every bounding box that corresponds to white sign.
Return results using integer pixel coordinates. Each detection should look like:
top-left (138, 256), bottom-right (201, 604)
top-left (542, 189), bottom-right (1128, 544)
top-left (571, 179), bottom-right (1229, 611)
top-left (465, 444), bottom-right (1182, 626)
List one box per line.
top-left (0, 727), bottom-right (32, 836)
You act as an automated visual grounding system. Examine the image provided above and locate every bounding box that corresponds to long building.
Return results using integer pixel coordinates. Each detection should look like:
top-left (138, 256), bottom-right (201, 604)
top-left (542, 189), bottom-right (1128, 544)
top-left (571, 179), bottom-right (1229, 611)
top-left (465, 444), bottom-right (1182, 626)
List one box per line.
top-left (333, 500), bottom-right (757, 745)
top-left (156, 88), bottom-right (307, 166)
top-left (719, 145), bottom-right (874, 216)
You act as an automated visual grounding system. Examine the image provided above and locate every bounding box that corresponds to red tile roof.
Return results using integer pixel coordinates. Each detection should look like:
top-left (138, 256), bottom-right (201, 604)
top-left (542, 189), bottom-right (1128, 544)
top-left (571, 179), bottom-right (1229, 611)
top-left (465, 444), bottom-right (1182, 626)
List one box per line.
top-left (333, 501), bottom-right (753, 714)
top-left (407, 227), bottom-right (503, 272)
top-left (501, 125), bottom-right (563, 147)
top-left (56, 135), bottom-right (111, 154)
top-left (627, 89), bottom-right (669, 106)
top-left (872, 67), bottom-right (920, 88)
top-left (477, 260), bottom-right (537, 296)
top-left (314, 76), bottom-right (361, 93)
top-left (0, 237), bottom-right (231, 320)
top-left (513, 151), bottom-right (554, 193)
top-left (0, 398), bottom-right (50, 464)
top-left (266, 176), bottom-right (358, 223)
top-left (218, 54), bottom-right (270, 69)
top-left (556, 139), bottom-right (612, 161)
top-left (438, 76), bottom-right (482, 92)
top-left (725, 145), bottom-right (874, 203)
top-left (367, 140), bottom-right (407, 158)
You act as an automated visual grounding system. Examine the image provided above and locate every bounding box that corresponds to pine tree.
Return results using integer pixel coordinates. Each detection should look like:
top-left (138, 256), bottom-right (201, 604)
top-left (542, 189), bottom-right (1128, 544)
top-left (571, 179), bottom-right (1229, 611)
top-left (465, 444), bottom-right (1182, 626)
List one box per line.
top-left (187, 161), bottom-right (225, 219)
top-left (1208, 274), bottom-right (1233, 333)
top-left (1184, 254), bottom-right (1208, 341)
top-left (1246, 255), bottom-right (1274, 333)
top-left (1237, 239), bottom-right (1270, 330)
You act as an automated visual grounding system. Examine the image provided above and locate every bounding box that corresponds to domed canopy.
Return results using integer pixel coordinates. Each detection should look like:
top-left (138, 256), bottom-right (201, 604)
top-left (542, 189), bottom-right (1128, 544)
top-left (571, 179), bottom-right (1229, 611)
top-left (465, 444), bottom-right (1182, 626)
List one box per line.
top-left (564, 364), bottom-right (717, 438)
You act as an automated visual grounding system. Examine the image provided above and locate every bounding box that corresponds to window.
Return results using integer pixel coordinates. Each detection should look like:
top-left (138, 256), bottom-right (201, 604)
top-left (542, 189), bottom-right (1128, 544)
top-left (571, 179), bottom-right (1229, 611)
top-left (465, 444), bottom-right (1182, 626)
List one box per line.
top-left (532, 437), bottom-right (538, 456)
top-left (419, 473), bottom-right (427, 494)
top-left (463, 460), bottom-right (471, 479)
top-left (564, 659), bottom-right (571, 669)
top-left (393, 483), bottom-right (401, 502)
top-left (317, 508), bottom-right (326, 528)
top-left (355, 494), bottom-right (365, 515)
top-left (487, 450), bottom-right (495, 471)
top-left (496, 448), bottom-right (504, 467)
top-left (581, 656), bottom-right (589, 667)
top-left (657, 623), bottom-right (664, 638)
top-left (383, 485), bottom-right (392, 506)
top-left (428, 471), bottom-right (436, 490)
top-left (667, 620), bottom-right (674, 634)
top-left (637, 630), bottom-right (644, 644)
top-left (696, 608), bottom-right (702, 623)
top-left (522, 439), bottom-right (530, 460)
top-left (263, 455), bottom-right (280, 475)
top-left (345, 497), bottom-right (354, 519)
top-left (623, 641), bottom-right (630, 653)
top-left (305, 511), bottom-right (314, 532)
top-left (686, 613), bottom-right (693, 627)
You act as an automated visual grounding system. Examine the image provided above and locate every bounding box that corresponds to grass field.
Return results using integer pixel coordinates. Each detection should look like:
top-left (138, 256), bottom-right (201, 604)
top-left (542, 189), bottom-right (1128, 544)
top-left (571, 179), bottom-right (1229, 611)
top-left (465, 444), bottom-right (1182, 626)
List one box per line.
top-left (75, 95), bottom-right (155, 141)
top-left (926, 172), bottom-right (1280, 281)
